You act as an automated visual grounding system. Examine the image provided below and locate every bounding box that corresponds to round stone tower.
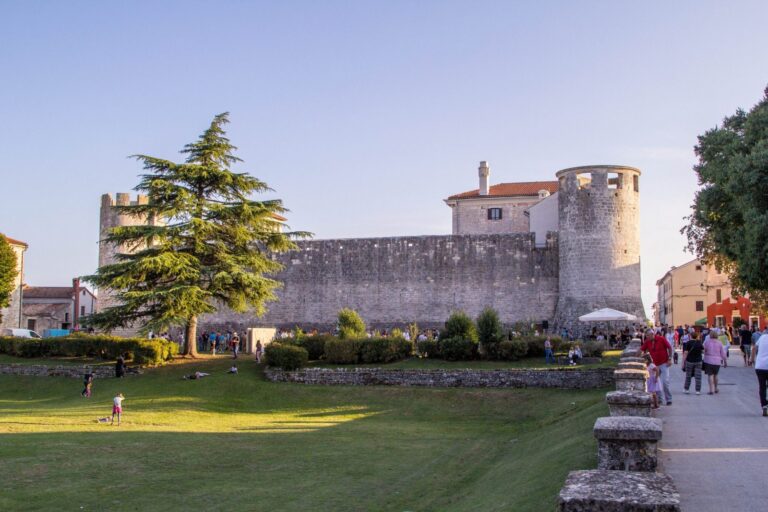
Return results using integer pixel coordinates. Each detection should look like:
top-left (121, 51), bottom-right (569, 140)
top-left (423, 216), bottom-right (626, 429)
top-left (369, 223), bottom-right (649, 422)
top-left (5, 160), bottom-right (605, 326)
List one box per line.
top-left (552, 165), bottom-right (646, 334)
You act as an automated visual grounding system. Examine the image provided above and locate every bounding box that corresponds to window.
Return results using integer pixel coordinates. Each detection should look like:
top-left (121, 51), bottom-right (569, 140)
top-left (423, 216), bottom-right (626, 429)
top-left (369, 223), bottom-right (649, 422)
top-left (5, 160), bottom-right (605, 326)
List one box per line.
top-left (633, 175), bottom-right (639, 192)
top-left (750, 316), bottom-right (760, 329)
top-left (695, 301), bottom-right (704, 312)
top-left (65, 312), bottom-right (69, 322)
top-left (607, 172), bottom-right (622, 189)
top-left (716, 289), bottom-right (722, 303)
top-left (715, 315), bottom-right (724, 327)
top-left (27, 319), bottom-right (36, 331)
top-left (695, 265), bottom-right (702, 271)
top-left (80, 306), bottom-right (85, 316)
top-left (487, 208), bottom-right (502, 220)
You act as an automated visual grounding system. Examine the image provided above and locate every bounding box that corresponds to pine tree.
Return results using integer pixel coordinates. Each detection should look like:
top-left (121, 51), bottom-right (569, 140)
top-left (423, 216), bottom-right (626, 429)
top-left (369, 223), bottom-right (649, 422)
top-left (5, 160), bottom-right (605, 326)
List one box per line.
top-left (85, 113), bottom-right (310, 356)
top-left (0, 235), bottom-right (19, 322)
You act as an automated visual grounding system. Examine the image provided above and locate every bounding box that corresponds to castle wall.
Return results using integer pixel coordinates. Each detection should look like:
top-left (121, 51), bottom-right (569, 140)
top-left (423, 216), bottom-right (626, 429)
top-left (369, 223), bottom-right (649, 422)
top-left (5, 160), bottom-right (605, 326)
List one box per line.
top-left (200, 233), bottom-right (559, 332)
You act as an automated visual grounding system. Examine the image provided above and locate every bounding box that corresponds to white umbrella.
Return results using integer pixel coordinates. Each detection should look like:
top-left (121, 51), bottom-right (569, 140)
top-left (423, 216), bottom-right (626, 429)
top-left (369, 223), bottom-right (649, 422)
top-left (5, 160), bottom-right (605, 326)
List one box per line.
top-left (578, 308), bottom-right (638, 322)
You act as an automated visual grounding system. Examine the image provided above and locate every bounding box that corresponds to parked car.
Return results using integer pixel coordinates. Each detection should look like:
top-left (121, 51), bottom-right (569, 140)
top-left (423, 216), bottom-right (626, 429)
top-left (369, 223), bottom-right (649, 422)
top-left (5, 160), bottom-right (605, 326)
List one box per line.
top-left (1, 328), bottom-right (42, 339)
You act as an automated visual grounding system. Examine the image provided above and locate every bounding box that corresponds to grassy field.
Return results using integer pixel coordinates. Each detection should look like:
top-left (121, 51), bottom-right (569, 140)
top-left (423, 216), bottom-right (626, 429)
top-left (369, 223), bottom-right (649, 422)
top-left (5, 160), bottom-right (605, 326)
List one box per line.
top-left (0, 356), bottom-right (608, 511)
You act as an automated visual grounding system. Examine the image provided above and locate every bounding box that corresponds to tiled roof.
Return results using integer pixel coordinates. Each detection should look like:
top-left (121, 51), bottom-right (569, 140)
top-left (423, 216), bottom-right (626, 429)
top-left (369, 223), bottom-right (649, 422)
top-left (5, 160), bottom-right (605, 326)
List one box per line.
top-left (23, 287), bottom-right (75, 299)
top-left (447, 181), bottom-right (559, 200)
top-left (3, 235), bottom-right (28, 247)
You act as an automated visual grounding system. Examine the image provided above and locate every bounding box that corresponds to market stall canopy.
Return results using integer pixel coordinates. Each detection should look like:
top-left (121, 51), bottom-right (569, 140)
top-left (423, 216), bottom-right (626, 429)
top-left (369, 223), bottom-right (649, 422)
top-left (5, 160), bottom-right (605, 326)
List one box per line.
top-left (579, 308), bottom-right (638, 322)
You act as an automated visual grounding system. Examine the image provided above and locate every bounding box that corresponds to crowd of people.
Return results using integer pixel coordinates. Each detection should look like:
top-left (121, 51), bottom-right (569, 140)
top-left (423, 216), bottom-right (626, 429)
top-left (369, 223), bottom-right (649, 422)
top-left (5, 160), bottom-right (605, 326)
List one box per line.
top-left (642, 323), bottom-right (768, 416)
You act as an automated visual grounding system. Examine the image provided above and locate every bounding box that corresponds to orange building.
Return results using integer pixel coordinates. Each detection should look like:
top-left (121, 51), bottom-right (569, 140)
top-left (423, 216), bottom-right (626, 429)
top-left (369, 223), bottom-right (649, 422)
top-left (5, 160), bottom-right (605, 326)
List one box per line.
top-left (707, 296), bottom-right (765, 330)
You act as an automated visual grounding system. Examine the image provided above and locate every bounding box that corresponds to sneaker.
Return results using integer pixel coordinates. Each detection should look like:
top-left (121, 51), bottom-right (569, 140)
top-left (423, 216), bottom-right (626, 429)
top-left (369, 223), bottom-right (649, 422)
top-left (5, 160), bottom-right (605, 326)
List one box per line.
top-left (684, 390), bottom-right (689, 394)
top-left (763, 407), bottom-right (767, 417)
top-left (696, 392), bottom-right (701, 395)
top-left (666, 401), bottom-right (672, 405)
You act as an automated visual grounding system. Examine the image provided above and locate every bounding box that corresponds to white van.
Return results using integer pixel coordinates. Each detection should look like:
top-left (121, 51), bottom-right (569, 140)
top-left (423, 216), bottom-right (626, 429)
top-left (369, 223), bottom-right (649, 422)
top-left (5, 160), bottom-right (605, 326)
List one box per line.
top-left (1, 328), bottom-right (42, 339)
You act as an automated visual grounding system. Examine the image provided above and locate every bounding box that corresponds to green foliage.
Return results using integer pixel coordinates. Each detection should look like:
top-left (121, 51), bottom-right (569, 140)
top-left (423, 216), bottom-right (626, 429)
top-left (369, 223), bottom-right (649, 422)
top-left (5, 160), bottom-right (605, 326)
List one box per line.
top-left (0, 334), bottom-right (177, 365)
top-left (498, 339), bottom-right (529, 361)
top-left (287, 334), bottom-right (331, 360)
top-left (440, 311), bottom-right (478, 343)
top-left (438, 336), bottom-right (477, 361)
top-left (264, 343), bottom-right (308, 370)
top-left (407, 322), bottom-right (419, 342)
top-left (359, 338), bottom-right (401, 364)
top-left (476, 307), bottom-right (504, 359)
top-left (292, 326), bottom-right (305, 341)
top-left (337, 308), bottom-right (366, 339)
top-left (580, 340), bottom-right (607, 358)
top-left (0, 235), bottom-right (18, 320)
top-left (523, 336), bottom-right (564, 357)
top-left (733, 317), bottom-right (745, 329)
top-left (416, 339), bottom-right (439, 358)
top-left (390, 327), bottom-right (403, 339)
top-left (324, 338), bottom-right (361, 364)
top-left (83, 113), bottom-right (310, 356)
top-left (682, 87), bottom-right (768, 311)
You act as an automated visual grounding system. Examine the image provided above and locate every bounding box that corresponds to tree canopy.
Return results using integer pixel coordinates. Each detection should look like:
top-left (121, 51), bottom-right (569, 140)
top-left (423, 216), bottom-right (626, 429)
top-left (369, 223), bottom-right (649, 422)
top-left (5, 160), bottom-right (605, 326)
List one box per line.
top-left (682, 86), bottom-right (768, 309)
top-left (0, 235), bottom-right (19, 322)
top-left (85, 113), bottom-right (310, 355)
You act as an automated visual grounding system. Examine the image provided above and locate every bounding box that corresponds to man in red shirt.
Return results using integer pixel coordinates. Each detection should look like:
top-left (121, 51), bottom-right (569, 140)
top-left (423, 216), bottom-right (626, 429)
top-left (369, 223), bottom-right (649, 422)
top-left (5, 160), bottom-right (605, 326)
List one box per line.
top-left (642, 329), bottom-right (673, 405)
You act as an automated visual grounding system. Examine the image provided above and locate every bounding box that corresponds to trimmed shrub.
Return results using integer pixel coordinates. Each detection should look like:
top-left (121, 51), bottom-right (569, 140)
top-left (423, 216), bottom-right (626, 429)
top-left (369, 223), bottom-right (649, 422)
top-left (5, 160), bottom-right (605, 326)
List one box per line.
top-left (476, 307), bottom-right (504, 359)
top-left (338, 308), bottom-right (366, 339)
top-left (440, 311), bottom-right (478, 343)
top-left (324, 338), bottom-right (361, 364)
top-left (524, 336), bottom-right (564, 357)
top-left (439, 336), bottom-right (477, 361)
top-left (416, 339), bottom-right (439, 358)
top-left (498, 339), bottom-right (528, 361)
top-left (0, 334), bottom-right (177, 365)
top-left (289, 335), bottom-right (330, 360)
top-left (394, 337), bottom-right (413, 359)
top-left (359, 338), bottom-right (399, 364)
top-left (581, 340), bottom-right (607, 358)
top-left (265, 343), bottom-right (308, 370)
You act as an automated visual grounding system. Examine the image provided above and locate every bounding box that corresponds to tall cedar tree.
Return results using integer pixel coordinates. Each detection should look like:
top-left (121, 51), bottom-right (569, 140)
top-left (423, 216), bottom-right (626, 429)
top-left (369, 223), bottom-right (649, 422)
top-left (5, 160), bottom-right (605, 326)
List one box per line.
top-left (85, 113), bottom-right (310, 356)
top-left (0, 235), bottom-right (19, 322)
top-left (682, 86), bottom-right (768, 312)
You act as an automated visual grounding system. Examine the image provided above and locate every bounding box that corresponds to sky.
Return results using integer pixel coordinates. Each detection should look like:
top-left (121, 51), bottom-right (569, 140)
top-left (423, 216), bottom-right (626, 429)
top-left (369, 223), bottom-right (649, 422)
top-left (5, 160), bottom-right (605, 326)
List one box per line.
top-left (1, 0), bottom-right (767, 318)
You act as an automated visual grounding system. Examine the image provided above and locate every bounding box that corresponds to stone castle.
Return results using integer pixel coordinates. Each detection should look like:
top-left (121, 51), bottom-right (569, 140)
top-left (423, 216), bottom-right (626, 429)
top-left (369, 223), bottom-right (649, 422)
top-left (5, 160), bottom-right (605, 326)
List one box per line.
top-left (98, 163), bottom-right (646, 335)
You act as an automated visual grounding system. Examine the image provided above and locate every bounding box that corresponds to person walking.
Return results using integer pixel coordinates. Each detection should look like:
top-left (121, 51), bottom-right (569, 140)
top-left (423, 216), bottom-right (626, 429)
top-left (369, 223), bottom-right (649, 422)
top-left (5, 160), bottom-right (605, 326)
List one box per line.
top-left (642, 329), bottom-right (674, 405)
top-left (81, 371), bottom-right (94, 398)
top-left (751, 329), bottom-right (768, 416)
top-left (255, 340), bottom-right (263, 363)
top-left (739, 323), bottom-right (753, 367)
top-left (232, 332), bottom-right (240, 359)
top-left (115, 355), bottom-right (126, 378)
top-left (645, 354), bottom-right (660, 409)
top-left (111, 393), bottom-right (124, 426)
top-left (682, 332), bottom-right (704, 395)
top-left (703, 330), bottom-right (727, 395)
top-left (718, 329), bottom-right (731, 360)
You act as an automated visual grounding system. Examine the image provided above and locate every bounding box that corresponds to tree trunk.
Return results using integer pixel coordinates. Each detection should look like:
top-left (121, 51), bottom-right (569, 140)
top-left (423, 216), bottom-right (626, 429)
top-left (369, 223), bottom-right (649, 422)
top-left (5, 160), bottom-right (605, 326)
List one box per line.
top-left (185, 315), bottom-right (198, 357)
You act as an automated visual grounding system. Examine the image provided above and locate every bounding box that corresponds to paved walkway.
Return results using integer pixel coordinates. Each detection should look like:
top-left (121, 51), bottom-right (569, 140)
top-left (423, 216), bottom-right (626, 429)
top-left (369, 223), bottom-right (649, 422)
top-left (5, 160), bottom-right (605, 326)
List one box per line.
top-left (657, 348), bottom-right (768, 511)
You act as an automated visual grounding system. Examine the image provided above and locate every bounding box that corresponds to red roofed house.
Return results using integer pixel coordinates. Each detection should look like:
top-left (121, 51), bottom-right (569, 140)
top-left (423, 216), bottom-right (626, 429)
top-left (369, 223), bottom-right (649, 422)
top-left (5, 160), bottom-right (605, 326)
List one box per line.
top-left (0, 236), bottom-right (28, 330)
top-left (444, 161), bottom-right (559, 244)
top-left (707, 296), bottom-right (765, 330)
top-left (22, 279), bottom-right (97, 333)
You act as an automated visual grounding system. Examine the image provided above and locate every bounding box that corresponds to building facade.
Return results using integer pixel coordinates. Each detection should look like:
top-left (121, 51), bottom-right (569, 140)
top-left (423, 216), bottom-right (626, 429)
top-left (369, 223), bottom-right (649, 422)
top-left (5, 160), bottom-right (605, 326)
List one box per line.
top-left (0, 236), bottom-right (27, 330)
top-left (22, 279), bottom-right (97, 333)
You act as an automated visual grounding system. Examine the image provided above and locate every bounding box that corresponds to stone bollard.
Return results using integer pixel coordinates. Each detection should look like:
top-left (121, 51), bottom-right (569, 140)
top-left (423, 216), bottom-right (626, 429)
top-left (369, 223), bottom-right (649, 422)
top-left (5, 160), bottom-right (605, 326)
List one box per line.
top-left (594, 416), bottom-right (662, 471)
top-left (606, 390), bottom-right (652, 417)
top-left (620, 356), bottom-right (645, 364)
top-left (617, 361), bottom-right (646, 371)
top-left (614, 369), bottom-right (647, 392)
top-left (558, 470), bottom-right (681, 511)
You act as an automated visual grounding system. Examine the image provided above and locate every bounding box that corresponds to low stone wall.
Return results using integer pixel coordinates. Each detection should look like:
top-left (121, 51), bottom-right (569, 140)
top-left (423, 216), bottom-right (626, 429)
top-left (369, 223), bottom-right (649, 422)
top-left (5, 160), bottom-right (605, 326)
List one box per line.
top-left (0, 364), bottom-right (137, 379)
top-left (264, 367), bottom-right (615, 389)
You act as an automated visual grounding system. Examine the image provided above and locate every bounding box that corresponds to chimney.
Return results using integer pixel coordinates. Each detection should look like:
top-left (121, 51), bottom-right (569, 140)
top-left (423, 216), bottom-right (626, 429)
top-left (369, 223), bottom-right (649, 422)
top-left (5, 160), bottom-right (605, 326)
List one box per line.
top-left (73, 278), bottom-right (81, 331)
top-left (478, 161), bottom-right (490, 195)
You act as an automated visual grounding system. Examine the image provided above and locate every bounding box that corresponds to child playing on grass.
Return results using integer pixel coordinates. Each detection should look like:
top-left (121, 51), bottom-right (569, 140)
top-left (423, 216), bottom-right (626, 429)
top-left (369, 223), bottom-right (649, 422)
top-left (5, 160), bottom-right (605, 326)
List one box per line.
top-left (81, 372), bottom-right (94, 398)
top-left (645, 354), bottom-right (660, 409)
top-left (111, 393), bottom-right (124, 426)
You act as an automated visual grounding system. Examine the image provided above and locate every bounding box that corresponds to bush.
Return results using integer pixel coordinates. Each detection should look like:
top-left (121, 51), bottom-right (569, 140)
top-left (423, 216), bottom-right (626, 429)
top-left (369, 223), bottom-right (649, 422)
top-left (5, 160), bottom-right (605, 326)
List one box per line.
top-left (0, 334), bottom-right (177, 365)
top-left (359, 338), bottom-right (399, 364)
top-left (264, 343), bottom-right (308, 370)
top-left (439, 336), bottom-right (477, 361)
top-left (524, 336), bottom-right (564, 357)
top-left (581, 339), bottom-right (607, 358)
top-left (476, 307), bottom-right (504, 359)
top-left (440, 311), bottom-right (478, 343)
top-left (498, 339), bottom-right (528, 361)
top-left (416, 339), bottom-right (439, 358)
top-left (290, 335), bottom-right (330, 360)
top-left (394, 337), bottom-right (413, 359)
top-left (324, 338), bottom-right (361, 364)
top-left (338, 308), bottom-right (366, 339)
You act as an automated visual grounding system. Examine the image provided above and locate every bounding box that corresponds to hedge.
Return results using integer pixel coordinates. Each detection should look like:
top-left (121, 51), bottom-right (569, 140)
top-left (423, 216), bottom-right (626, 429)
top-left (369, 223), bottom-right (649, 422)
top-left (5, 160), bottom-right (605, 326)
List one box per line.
top-left (323, 337), bottom-right (413, 365)
top-left (498, 339), bottom-right (528, 361)
top-left (439, 336), bottom-right (478, 361)
top-left (265, 343), bottom-right (308, 370)
top-left (0, 334), bottom-right (178, 365)
top-left (286, 335), bottom-right (332, 360)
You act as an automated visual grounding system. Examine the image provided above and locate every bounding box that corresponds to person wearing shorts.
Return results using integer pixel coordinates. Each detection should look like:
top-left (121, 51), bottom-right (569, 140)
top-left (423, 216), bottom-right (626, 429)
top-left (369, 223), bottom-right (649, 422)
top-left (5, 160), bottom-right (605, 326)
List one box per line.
top-left (703, 331), bottom-right (727, 395)
top-left (739, 325), bottom-right (753, 367)
top-left (111, 393), bottom-right (124, 426)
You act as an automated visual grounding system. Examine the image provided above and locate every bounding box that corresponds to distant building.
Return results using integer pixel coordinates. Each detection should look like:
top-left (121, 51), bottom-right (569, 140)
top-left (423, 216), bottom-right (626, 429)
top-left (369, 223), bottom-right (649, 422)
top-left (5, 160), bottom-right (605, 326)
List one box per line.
top-left (22, 279), bottom-right (97, 332)
top-left (707, 296), bottom-right (764, 330)
top-left (444, 161), bottom-right (558, 236)
top-left (0, 236), bottom-right (27, 330)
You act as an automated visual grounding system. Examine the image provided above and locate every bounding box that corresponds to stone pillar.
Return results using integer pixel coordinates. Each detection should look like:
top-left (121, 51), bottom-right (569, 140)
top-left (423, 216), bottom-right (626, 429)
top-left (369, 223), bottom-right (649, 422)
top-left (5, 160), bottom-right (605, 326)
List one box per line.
top-left (614, 368), bottom-right (648, 392)
top-left (617, 361), bottom-right (646, 371)
top-left (558, 470), bottom-right (680, 511)
top-left (594, 416), bottom-right (662, 471)
top-left (606, 391), bottom-right (652, 417)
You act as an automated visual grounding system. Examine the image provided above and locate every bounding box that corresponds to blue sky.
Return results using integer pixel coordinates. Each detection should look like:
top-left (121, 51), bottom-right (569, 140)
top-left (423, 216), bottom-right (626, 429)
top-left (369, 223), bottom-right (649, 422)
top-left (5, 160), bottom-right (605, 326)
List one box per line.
top-left (1, 0), bottom-right (767, 316)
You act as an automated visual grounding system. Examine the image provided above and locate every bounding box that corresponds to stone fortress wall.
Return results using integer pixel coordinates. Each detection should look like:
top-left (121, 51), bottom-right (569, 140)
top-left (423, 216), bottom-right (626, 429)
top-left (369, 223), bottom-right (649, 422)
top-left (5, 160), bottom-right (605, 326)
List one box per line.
top-left (98, 164), bottom-right (646, 335)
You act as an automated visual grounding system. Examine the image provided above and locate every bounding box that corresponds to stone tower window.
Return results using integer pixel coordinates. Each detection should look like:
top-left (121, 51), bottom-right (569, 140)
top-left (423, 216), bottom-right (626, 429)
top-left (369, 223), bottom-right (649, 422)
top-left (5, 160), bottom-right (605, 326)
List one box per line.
top-left (576, 173), bottom-right (591, 190)
top-left (487, 208), bottom-right (502, 220)
top-left (633, 175), bottom-right (639, 192)
top-left (607, 172), bottom-right (622, 189)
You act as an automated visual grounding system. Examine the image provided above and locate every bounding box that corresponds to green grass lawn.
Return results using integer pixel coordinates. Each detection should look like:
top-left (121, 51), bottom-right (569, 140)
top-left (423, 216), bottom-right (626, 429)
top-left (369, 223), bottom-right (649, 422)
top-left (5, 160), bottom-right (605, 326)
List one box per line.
top-left (0, 357), bottom-right (608, 511)
top-left (0, 353), bottom-right (116, 366)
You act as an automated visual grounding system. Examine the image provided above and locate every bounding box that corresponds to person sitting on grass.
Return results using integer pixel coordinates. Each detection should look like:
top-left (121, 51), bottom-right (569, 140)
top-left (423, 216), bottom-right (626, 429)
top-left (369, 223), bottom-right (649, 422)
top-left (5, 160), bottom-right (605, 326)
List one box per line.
top-left (111, 393), bottom-right (124, 426)
top-left (568, 345), bottom-right (582, 365)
